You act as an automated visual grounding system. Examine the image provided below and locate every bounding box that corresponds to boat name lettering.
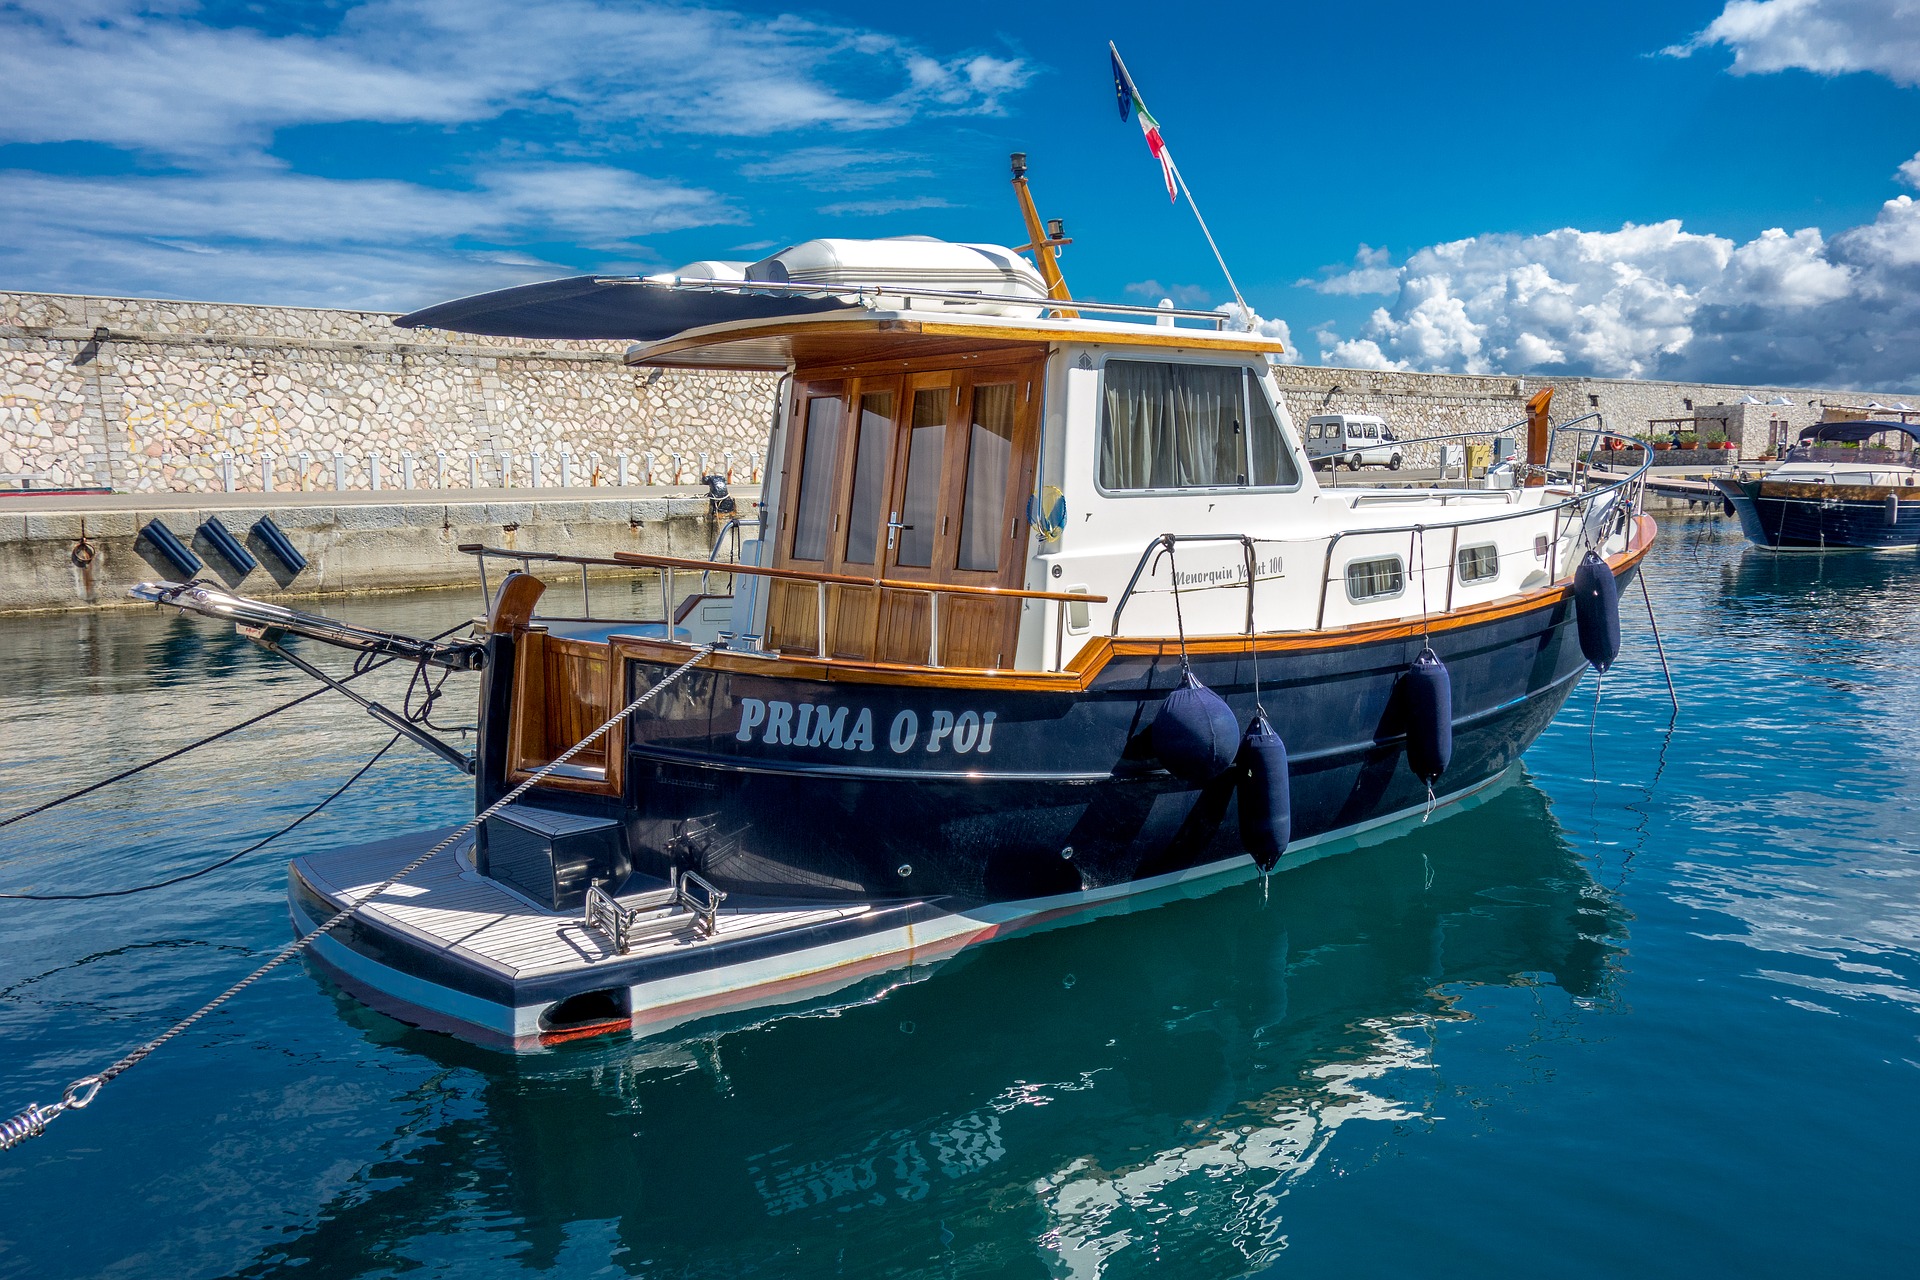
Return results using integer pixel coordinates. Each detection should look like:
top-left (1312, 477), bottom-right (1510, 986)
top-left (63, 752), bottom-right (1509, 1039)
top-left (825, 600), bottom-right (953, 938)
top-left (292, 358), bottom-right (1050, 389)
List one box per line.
top-left (735, 698), bottom-right (995, 754)
top-left (1170, 554), bottom-right (1283, 589)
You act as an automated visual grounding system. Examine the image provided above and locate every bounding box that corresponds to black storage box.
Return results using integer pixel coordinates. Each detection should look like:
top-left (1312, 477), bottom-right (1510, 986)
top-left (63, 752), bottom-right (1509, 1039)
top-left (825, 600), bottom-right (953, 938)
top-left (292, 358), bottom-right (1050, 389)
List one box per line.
top-left (477, 804), bottom-right (626, 911)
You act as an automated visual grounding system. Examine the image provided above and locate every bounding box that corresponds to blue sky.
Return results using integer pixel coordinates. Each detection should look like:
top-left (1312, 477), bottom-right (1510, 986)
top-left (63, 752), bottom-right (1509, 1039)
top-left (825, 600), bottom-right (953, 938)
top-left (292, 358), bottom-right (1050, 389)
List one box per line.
top-left (3, 0), bottom-right (1917, 386)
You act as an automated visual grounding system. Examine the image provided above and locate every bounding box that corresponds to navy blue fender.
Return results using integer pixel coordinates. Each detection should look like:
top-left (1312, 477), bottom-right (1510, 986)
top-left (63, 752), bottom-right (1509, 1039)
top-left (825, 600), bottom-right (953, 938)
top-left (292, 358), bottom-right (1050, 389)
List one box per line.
top-left (1404, 647), bottom-right (1454, 784)
top-left (1236, 714), bottom-right (1291, 872)
top-left (1152, 670), bottom-right (1239, 784)
top-left (1573, 551), bottom-right (1621, 673)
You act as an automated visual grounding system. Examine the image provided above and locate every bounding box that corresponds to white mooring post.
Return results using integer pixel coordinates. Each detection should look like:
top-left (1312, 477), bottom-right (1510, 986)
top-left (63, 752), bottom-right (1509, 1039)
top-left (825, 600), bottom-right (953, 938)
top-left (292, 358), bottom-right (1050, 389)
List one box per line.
top-left (401, 452), bottom-right (415, 489)
top-left (260, 455), bottom-right (273, 493)
top-left (436, 450), bottom-right (447, 489)
top-left (642, 452), bottom-right (654, 485)
top-left (332, 454), bottom-right (348, 491)
top-left (468, 453), bottom-right (480, 488)
top-left (296, 450), bottom-right (311, 492)
top-left (616, 454), bottom-right (629, 486)
top-left (559, 450), bottom-right (573, 488)
top-left (369, 453), bottom-right (383, 491)
top-left (529, 449), bottom-right (543, 488)
top-left (219, 453), bottom-right (235, 493)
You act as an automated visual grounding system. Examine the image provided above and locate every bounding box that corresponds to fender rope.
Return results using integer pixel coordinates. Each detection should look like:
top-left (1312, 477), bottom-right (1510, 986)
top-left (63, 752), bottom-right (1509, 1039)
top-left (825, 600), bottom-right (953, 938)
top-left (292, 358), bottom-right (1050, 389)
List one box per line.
top-left (0, 643), bottom-right (714, 1152)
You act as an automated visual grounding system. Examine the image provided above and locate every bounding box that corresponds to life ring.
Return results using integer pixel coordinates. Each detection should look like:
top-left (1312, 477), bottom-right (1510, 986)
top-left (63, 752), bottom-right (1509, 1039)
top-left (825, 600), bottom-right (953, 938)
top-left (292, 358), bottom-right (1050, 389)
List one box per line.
top-left (70, 539), bottom-right (96, 567)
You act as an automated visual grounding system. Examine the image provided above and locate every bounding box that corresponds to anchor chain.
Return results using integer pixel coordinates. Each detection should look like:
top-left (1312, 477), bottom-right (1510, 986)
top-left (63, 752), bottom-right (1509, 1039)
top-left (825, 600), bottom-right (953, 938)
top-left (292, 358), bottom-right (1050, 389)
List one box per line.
top-left (1, 643), bottom-right (715, 1153)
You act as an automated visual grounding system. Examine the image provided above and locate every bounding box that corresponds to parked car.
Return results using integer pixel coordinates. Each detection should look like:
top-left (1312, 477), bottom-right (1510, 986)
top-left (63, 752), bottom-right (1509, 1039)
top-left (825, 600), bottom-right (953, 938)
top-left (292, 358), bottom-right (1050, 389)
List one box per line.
top-left (1304, 414), bottom-right (1403, 471)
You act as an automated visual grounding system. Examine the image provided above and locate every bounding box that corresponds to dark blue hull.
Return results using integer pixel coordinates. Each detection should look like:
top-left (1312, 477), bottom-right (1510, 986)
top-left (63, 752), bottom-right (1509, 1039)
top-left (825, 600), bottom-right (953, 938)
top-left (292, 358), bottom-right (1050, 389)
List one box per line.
top-left (539, 556), bottom-right (1645, 907)
top-left (1716, 477), bottom-right (1920, 551)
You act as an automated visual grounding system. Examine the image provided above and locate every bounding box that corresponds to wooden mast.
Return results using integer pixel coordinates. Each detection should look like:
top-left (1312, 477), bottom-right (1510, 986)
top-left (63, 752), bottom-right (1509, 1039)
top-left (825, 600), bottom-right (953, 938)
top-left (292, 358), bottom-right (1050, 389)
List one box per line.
top-left (1009, 152), bottom-right (1077, 320)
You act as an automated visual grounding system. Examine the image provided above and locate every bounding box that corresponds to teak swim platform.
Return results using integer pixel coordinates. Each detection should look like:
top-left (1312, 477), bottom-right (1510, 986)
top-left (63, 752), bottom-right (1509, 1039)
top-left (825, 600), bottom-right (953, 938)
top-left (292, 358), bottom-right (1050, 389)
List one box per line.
top-left (137, 157), bottom-right (1658, 1049)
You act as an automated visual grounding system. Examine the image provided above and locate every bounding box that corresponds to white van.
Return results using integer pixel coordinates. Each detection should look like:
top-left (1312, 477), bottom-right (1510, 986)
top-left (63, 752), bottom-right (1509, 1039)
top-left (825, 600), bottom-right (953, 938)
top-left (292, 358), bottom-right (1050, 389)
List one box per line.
top-left (1305, 414), bottom-right (1403, 471)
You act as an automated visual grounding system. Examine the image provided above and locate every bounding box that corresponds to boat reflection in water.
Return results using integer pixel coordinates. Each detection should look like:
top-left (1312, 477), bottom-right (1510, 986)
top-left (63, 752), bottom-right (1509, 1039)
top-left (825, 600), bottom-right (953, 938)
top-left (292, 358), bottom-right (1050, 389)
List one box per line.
top-left (269, 771), bottom-right (1623, 1278)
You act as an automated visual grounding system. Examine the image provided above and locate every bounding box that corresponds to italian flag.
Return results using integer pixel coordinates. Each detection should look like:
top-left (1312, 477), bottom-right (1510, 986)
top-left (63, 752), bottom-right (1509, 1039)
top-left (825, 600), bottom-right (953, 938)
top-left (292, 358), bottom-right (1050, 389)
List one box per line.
top-left (1111, 43), bottom-right (1177, 203)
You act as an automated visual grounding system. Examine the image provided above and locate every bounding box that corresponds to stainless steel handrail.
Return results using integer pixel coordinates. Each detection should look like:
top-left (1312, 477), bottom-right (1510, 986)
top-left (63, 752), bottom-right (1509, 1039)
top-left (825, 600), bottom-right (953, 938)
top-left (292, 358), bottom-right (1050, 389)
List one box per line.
top-left (1104, 422), bottom-right (1651, 639)
top-left (609, 275), bottom-right (1236, 330)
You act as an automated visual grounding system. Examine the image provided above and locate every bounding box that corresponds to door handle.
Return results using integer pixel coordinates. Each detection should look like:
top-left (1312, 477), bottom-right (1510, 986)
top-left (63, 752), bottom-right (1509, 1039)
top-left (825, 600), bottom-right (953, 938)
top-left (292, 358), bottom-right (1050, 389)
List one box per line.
top-left (885, 511), bottom-right (912, 550)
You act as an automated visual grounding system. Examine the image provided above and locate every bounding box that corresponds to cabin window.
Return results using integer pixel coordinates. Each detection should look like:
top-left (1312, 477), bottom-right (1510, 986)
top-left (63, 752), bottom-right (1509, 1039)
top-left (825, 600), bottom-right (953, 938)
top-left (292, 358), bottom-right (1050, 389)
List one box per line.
top-left (1099, 360), bottom-right (1244, 489)
top-left (1457, 543), bottom-right (1499, 584)
top-left (1249, 377), bottom-right (1299, 487)
top-left (958, 381), bottom-right (1017, 572)
top-left (789, 395), bottom-right (844, 562)
top-left (1345, 555), bottom-right (1404, 602)
top-left (843, 389), bottom-right (893, 565)
top-left (896, 387), bottom-right (946, 568)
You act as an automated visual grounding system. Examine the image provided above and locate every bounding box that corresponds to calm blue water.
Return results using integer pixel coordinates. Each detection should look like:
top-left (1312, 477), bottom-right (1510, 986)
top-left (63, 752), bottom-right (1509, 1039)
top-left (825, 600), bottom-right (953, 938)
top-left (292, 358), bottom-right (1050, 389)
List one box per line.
top-left (3, 518), bottom-right (1918, 1278)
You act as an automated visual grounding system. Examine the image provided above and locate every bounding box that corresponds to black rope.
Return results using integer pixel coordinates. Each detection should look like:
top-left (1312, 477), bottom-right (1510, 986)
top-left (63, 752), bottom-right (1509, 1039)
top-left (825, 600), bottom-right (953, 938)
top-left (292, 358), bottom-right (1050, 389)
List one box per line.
top-left (0, 618), bottom-right (472, 831)
top-left (0, 733), bottom-right (403, 901)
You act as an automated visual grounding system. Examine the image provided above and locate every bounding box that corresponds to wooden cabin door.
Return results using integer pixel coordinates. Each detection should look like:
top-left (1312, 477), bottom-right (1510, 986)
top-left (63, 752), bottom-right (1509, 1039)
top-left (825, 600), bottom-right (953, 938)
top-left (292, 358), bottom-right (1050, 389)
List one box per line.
top-left (767, 357), bottom-right (1041, 668)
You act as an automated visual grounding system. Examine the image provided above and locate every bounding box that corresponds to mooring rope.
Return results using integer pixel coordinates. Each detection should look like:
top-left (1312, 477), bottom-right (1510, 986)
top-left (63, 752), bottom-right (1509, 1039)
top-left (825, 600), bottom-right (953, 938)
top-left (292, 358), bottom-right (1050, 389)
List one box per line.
top-left (0, 617), bottom-right (474, 832)
top-left (0, 643), bottom-right (715, 1152)
top-left (0, 733), bottom-right (404, 901)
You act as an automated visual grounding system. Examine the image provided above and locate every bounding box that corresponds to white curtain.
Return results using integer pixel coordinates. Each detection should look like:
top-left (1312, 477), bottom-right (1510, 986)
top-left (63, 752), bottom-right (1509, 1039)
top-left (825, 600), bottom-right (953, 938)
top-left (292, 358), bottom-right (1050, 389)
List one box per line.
top-left (1100, 361), bottom-right (1243, 490)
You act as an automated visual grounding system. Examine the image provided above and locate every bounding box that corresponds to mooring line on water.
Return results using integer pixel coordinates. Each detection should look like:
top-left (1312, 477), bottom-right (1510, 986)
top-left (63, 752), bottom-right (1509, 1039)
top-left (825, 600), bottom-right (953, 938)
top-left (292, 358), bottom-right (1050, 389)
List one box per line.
top-left (0, 643), bottom-right (715, 1154)
top-left (1637, 572), bottom-right (1681, 714)
top-left (0, 733), bottom-right (404, 901)
top-left (0, 617), bottom-right (474, 832)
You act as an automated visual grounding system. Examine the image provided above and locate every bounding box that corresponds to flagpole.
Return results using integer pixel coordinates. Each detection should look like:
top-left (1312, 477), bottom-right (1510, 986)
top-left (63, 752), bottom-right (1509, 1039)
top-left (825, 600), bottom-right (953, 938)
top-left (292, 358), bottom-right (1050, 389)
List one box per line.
top-left (1108, 42), bottom-right (1253, 329)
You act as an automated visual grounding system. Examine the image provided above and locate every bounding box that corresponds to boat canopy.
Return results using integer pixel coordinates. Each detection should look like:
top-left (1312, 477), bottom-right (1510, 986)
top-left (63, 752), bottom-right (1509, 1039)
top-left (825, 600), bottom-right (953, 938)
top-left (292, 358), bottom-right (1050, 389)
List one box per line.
top-left (393, 276), bottom-right (856, 341)
top-left (1797, 420), bottom-right (1920, 445)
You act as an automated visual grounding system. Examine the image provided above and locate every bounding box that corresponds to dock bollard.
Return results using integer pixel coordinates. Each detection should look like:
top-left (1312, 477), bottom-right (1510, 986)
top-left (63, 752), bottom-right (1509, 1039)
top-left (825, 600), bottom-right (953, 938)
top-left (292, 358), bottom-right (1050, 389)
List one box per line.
top-left (467, 453), bottom-right (479, 488)
top-left (560, 451), bottom-right (572, 488)
top-left (260, 455), bottom-right (273, 493)
top-left (332, 455), bottom-right (347, 491)
top-left (436, 451), bottom-right (447, 489)
top-left (529, 449), bottom-right (543, 488)
top-left (618, 454), bottom-right (630, 486)
top-left (370, 453), bottom-right (383, 491)
top-left (401, 452), bottom-right (415, 489)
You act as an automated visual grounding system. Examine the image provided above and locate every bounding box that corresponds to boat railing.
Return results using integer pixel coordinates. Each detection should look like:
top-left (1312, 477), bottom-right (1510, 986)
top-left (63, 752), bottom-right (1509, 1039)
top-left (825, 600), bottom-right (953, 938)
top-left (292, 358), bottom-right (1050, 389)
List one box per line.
top-left (621, 275), bottom-right (1235, 330)
top-left (1106, 420), bottom-right (1651, 639)
top-left (455, 541), bottom-right (1108, 668)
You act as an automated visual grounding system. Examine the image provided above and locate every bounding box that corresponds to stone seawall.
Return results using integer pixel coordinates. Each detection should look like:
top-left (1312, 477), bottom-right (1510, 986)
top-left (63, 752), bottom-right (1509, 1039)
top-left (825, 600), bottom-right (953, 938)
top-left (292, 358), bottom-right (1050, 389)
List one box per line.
top-left (5, 289), bottom-right (1910, 496)
top-left (0, 488), bottom-right (746, 614)
top-left (2, 291), bottom-right (775, 493)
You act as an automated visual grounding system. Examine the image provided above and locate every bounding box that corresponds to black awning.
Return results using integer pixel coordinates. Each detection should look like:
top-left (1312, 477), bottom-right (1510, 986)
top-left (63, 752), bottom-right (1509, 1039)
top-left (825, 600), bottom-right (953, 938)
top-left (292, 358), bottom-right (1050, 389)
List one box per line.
top-left (1797, 420), bottom-right (1920, 445)
top-left (393, 276), bottom-right (856, 341)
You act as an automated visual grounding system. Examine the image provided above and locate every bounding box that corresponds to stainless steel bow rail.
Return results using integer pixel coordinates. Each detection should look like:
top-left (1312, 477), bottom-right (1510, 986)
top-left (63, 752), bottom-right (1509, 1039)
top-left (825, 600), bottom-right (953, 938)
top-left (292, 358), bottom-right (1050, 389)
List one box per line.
top-left (0, 643), bottom-right (716, 1154)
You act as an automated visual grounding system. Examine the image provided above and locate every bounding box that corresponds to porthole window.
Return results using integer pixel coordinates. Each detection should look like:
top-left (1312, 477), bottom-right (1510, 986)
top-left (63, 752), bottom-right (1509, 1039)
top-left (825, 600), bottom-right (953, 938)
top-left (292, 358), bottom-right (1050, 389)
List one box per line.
top-left (1345, 556), bottom-right (1404, 602)
top-left (1457, 544), bottom-right (1499, 584)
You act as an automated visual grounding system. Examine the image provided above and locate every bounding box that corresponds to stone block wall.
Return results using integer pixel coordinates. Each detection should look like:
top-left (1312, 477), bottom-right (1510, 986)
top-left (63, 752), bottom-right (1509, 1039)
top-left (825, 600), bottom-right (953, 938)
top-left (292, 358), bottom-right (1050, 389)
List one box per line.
top-left (6, 289), bottom-right (1913, 489)
top-left (1, 291), bottom-right (777, 493)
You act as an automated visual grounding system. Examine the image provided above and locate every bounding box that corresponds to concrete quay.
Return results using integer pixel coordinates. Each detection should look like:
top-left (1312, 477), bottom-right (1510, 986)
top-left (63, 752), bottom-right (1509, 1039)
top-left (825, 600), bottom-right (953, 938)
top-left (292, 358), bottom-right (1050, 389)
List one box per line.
top-left (0, 484), bottom-right (757, 614)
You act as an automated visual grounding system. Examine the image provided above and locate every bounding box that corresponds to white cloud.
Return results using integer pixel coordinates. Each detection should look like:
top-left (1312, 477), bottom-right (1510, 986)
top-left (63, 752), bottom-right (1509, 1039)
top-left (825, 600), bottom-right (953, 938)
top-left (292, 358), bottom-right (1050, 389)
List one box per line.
top-left (816, 196), bottom-right (952, 217)
top-left (1899, 151), bottom-right (1920, 187)
top-left (1124, 280), bottom-right (1213, 306)
top-left (1310, 198), bottom-right (1920, 388)
top-left (1218, 303), bottom-right (1294, 360)
top-left (0, 0), bottom-right (1034, 160)
top-left (1297, 245), bottom-right (1400, 296)
top-left (1665, 0), bottom-right (1920, 87)
top-left (0, 166), bottom-right (739, 308)
top-left (736, 147), bottom-right (931, 192)
top-left (0, 1), bottom-right (1031, 306)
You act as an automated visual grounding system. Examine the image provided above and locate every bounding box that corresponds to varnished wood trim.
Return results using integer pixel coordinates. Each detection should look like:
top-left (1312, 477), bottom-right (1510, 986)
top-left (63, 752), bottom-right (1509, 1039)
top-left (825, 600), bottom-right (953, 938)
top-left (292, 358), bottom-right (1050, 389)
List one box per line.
top-left (610, 549), bottom-right (1107, 602)
top-left (625, 313), bottom-right (1287, 369)
top-left (487, 570), bottom-right (546, 634)
top-left (504, 630), bottom-right (625, 797)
